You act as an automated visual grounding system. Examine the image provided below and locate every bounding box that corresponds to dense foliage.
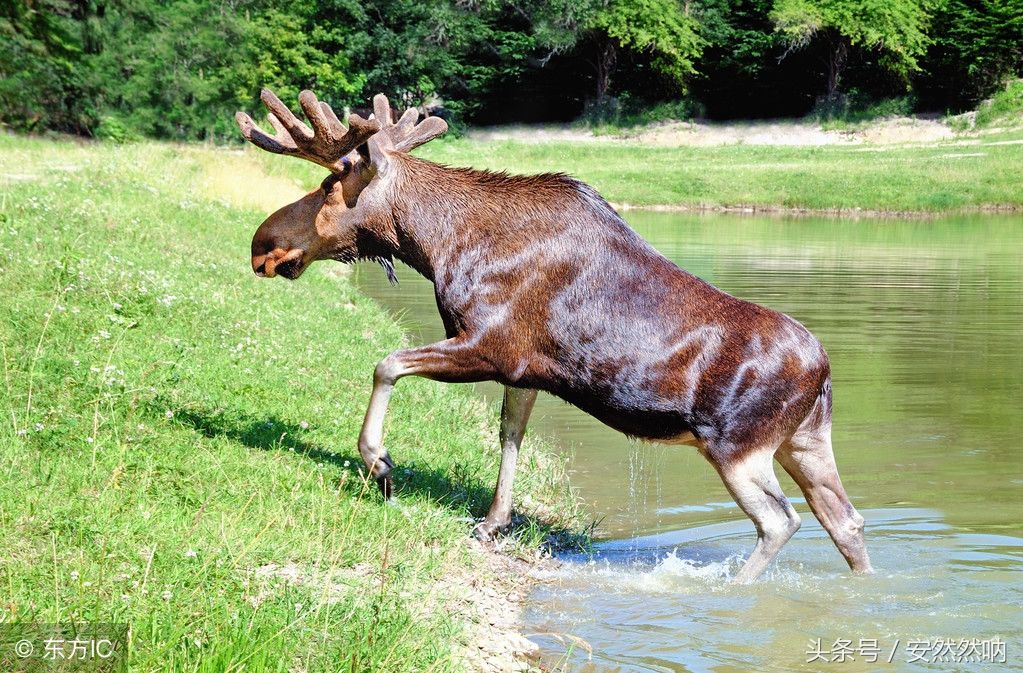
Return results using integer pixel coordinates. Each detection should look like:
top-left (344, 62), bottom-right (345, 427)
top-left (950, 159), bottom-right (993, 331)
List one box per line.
top-left (1, 0), bottom-right (1021, 136)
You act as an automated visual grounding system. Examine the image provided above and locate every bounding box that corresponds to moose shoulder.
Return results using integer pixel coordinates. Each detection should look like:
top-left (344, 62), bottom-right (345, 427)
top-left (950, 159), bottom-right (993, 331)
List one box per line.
top-left (237, 89), bottom-right (873, 582)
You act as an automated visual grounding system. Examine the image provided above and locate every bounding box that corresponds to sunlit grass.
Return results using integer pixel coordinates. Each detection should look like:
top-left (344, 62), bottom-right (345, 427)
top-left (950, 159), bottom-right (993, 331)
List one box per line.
top-left (0, 135), bottom-right (579, 672)
top-left (417, 129), bottom-right (1023, 212)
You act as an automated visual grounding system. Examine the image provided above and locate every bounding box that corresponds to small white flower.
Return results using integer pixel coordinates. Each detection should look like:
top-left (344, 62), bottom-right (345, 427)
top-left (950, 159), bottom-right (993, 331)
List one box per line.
top-left (299, 420), bottom-right (309, 430)
top-left (141, 511), bottom-right (151, 520)
top-left (16, 429), bottom-right (27, 437)
top-left (184, 549), bottom-right (197, 558)
top-left (343, 460), bottom-right (351, 468)
top-left (85, 437), bottom-right (94, 444)
top-left (98, 329), bottom-right (111, 339)
top-left (165, 410), bottom-right (174, 419)
top-left (161, 590), bottom-right (172, 601)
top-left (33, 423), bottom-right (44, 432)
top-left (70, 571), bottom-right (80, 581)
top-left (294, 603), bottom-right (303, 613)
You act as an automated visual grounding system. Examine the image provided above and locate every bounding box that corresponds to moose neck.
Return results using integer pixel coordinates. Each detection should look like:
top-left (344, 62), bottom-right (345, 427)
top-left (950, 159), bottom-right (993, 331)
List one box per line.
top-left (377, 155), bottom-right (482, 282)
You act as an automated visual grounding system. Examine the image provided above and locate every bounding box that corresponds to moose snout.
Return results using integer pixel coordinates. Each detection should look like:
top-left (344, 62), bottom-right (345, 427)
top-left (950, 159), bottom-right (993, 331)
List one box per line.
top-left (252, 254), bottom-right (269, 277)
top-left (252, 248), bottom-right (305, 279)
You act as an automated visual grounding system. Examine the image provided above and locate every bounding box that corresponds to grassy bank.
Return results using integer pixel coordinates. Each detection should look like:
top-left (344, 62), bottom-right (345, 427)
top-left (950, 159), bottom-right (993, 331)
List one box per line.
top-left (414, 128), bottom-right (1023, 213)
top-left (0, 135), bottom-right (577, 672)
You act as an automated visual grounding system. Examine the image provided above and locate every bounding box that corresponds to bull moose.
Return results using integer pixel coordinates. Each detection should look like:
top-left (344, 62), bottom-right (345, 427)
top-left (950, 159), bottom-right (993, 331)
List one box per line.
top-left (235, 89), bottom-right (872, 582)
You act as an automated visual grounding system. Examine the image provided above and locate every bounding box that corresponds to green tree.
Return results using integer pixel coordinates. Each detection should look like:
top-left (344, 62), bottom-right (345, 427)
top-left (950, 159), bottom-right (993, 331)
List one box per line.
top-left (771, 0), bottom-right (933, 96)
top-left (0, 0), bottom-right (92, 132)
top-left (588, 0), bottom-right (705, 101)
top-left (923, 0), bottom-right (1023, 105)
top-left (82, 0), bottom-right (362, 140)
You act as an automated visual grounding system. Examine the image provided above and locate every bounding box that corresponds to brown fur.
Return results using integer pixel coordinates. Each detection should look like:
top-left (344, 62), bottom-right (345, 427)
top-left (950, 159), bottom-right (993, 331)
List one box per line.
top-left (237, 90), bottom-right (872, 579)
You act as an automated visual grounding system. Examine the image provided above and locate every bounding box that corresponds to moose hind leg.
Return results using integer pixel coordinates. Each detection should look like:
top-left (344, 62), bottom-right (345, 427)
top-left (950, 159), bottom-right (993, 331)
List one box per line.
top-left (474, 386), bottom-right (538, 542)
top-left (776, 425), bottom-right (872, 573)
top-left (713, 448), bottom-right (802, 583)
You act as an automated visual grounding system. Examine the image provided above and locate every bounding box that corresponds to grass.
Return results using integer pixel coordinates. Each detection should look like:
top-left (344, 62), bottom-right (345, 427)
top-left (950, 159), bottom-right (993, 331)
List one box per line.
top-left (414, 128), bottom-right (1023, 213)
top-left (0, 135), bottom-right (580, 672)
top-left (974, 79), bottom-right (1023, 129)
top-left (273, 130), bottom-right (1023, 214)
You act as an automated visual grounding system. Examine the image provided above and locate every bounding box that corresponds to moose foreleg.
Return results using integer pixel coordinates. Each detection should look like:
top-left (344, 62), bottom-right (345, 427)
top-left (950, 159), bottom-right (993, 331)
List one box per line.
top-left (358, 338), bottom-right (496, 499)
top-left (474, 386), bottom-right (538, 542)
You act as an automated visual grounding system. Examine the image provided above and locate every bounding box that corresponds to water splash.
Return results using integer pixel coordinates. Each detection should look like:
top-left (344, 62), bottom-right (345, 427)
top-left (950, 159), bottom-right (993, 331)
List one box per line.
top-left (524, 509), bottom-right (1023, 672)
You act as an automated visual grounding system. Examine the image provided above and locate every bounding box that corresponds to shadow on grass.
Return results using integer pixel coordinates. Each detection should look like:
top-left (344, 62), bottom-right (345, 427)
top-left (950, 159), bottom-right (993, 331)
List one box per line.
top-left (167, 405), bottom-right (588, 552)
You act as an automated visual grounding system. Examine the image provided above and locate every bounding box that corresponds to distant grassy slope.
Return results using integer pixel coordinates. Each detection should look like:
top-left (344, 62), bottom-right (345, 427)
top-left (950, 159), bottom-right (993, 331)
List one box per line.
top-left (975, 80), bottom-right (1023, 129)
top-left (412, 130), bottom-right (1023, 213)
top-left (0, 136), bottom-right (576, 672)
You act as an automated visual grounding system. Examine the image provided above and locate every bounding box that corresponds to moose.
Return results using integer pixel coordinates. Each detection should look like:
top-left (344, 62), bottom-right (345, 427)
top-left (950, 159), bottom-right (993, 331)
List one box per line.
top-left (235, 88), bottom-right (872, 582)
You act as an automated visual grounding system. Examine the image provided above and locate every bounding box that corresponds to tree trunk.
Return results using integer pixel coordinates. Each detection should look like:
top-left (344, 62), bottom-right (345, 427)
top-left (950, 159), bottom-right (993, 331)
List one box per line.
top-left (595, 38), bottom-right (618, 102)
top-left (826, 37), bottom-right (849, 96)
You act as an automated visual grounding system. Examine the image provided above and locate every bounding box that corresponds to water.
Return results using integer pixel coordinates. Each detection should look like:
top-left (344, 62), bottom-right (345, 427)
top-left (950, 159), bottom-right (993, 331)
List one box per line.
top-left (351, 213), bottom-right (1023, 671)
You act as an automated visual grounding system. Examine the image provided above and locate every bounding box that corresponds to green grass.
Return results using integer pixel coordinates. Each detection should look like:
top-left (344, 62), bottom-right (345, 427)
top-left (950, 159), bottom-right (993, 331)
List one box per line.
top-left (975, 80), bottom-right (1023, 129)
top-left (414, 128), bottom-right (1023, 213)
top-left (0, 135), bottom-right (579, 672)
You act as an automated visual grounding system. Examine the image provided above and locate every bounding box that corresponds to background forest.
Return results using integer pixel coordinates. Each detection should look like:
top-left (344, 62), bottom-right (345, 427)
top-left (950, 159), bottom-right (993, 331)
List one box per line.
top-left (2, 0), bottom-right (1022, 140)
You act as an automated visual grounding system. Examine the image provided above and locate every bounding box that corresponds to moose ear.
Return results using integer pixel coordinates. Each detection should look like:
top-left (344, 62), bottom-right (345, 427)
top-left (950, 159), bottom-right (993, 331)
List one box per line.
top-left (366, 93), bottom-right (447, 173)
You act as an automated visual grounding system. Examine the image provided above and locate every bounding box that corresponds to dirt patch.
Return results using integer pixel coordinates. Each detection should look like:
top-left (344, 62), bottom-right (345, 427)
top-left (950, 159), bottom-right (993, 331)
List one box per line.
top-left (857, 118), bottom-right (955, 144)
top-left (446, 539), bottom-right (558, 673)
top-left (468, 125), bottom-right (600, 144)
top-left (631, 120), bottom-right (856, 146)
top-left (469, 116), bottom-right (960, 147)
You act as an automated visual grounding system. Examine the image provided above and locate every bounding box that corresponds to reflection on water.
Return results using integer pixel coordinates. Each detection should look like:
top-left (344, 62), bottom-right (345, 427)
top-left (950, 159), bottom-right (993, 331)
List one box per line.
top-left (351, 212), bottom-right (1023, 672)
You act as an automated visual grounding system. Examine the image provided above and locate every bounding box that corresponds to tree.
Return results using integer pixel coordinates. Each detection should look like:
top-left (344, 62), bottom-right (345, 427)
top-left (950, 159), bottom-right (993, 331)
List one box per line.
top-left (770, 0), bottom-right (933, 96)
top-left (921, 0), bottom-right (1023, 106)
top-left (587, 0), bottom-right (704, 101)
top-left (0, 0), bottom-right (93, 132)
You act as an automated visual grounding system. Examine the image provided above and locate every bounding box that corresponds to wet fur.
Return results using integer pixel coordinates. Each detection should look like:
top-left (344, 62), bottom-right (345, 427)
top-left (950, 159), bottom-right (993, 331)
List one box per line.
top-left (358, 155), bottom-right (832, 465)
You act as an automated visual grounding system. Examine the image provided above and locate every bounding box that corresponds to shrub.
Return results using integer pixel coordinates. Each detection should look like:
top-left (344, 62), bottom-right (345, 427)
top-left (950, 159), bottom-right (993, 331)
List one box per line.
top-left (94, 116), bottom-right (139, 143)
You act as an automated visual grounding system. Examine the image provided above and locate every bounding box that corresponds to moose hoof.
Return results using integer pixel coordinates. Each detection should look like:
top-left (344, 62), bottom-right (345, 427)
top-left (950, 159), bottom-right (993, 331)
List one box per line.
top-left (376, 473), bottom-right (393, 500)
top-left (472, 519), bottom-right (508, 543)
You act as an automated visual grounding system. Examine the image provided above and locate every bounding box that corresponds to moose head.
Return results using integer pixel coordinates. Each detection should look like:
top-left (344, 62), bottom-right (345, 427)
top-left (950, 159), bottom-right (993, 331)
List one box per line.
top-left (235, 89), bottom-right (447, 280)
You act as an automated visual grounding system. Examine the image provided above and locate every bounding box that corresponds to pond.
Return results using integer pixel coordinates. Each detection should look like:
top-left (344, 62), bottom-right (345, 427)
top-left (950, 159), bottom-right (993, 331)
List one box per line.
top-left (353, 212), bottom-right (1023, 672)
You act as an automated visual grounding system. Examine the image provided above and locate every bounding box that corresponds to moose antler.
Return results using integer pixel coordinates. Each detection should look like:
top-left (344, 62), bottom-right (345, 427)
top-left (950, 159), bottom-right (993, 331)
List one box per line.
top-left (370, 94), bottom-right (448, 154)
top-left (235, 89), bottom-right (380, 172)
